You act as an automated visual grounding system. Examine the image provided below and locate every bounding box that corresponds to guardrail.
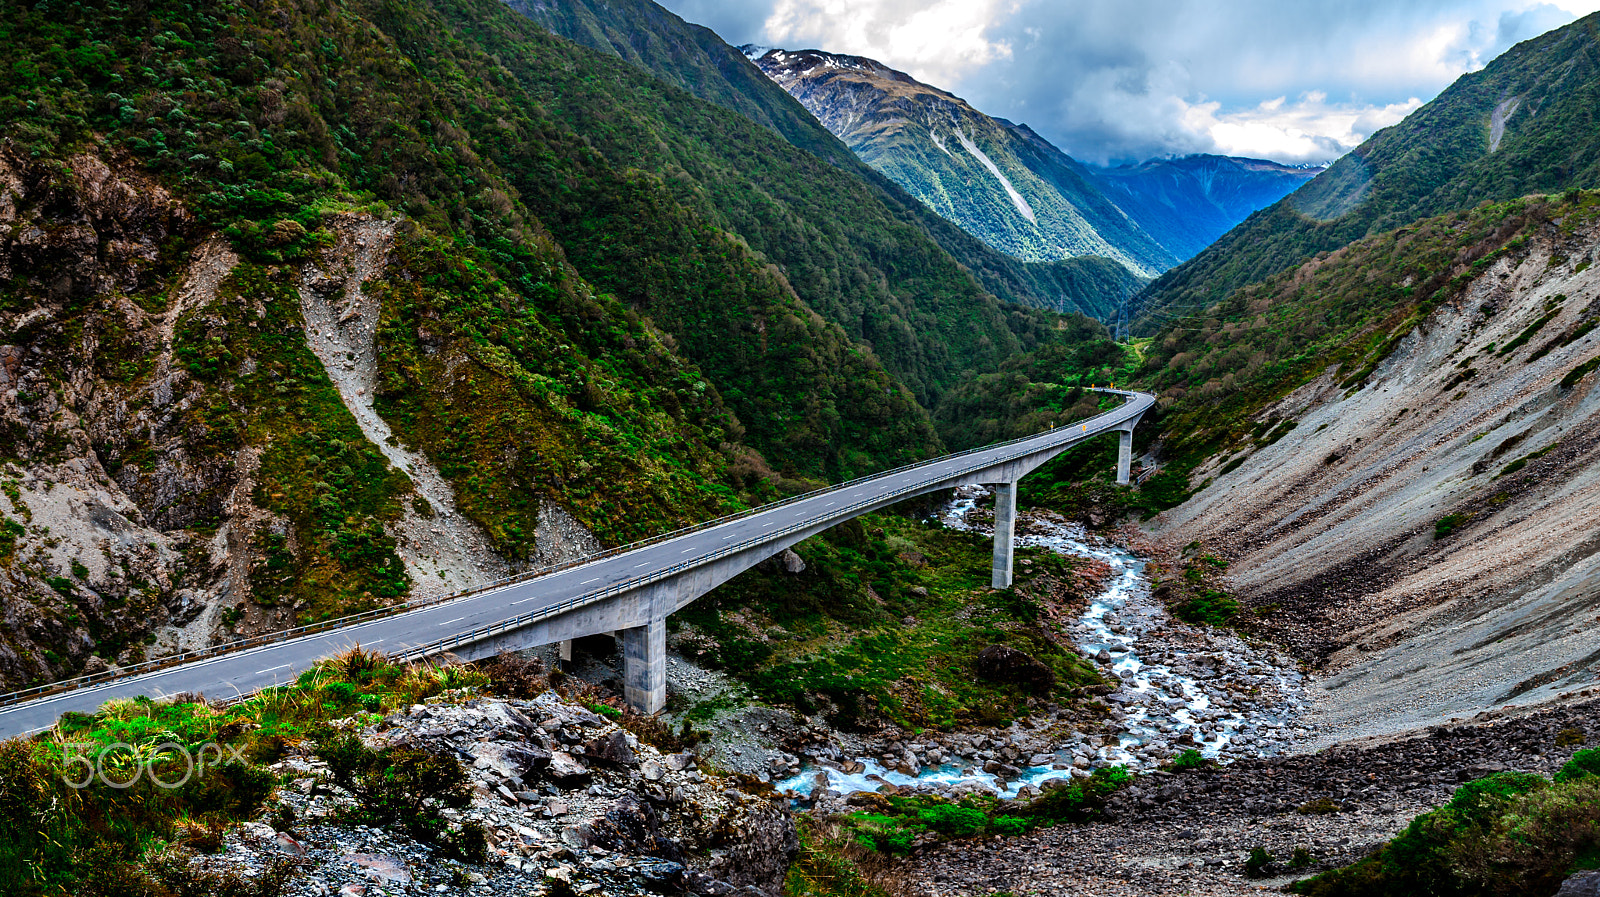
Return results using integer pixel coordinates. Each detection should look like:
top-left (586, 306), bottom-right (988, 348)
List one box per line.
top-left (393, 395), bottom-right (1145, 663)
top-left (0, 390), bottom-right (1145, 709)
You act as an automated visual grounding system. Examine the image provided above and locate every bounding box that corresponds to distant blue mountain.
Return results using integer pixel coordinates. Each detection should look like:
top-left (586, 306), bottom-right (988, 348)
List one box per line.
top-left (1089, 155), bottom-right (1324, 262)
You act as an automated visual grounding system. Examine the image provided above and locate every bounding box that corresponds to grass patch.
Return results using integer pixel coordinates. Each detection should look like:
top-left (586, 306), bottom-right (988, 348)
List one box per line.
top-left (841, 767), bottom-right (1134, 854)
top-left (1434, 513), bottom-right (1470, 539)
top-left (677, 510), bottom-right (1103, 729)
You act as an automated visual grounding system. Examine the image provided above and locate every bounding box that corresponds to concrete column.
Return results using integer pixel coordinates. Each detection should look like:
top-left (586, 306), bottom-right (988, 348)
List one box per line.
top-left (991, 481), bottom-right (1017, 589)
top-left (1117, 427), bottom-right (1134, 486)
top-left (558, 639), bottom-right (572, 671)
top-left (622, 618), bottom-right (667, 715)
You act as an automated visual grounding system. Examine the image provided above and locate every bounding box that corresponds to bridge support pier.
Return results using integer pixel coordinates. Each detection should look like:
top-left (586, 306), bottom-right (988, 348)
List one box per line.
top-left (622, 618), bottom-right (667, 715)
top-left (1116, 426), bottom-right (1134, 486)
top-left (990, 480), bottom-right (1017, 589)
top-left (558, 639), bottom-right (572, 671)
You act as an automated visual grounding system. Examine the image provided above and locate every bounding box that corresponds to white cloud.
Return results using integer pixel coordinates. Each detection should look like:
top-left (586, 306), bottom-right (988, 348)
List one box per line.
top-left (662, 0), bottom-right (1600, 163)
top-left (1186, 94), bottom-right (1424, 163)
top-left (762, 0), bottom-right (1017, 86)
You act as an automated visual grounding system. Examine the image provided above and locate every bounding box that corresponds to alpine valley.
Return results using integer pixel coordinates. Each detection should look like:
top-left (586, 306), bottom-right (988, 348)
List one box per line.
top-left (1, 2), bottom-right (1600, 897)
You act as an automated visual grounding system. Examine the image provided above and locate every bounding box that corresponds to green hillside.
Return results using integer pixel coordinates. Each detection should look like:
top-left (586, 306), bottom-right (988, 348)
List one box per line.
top-left (1135, 12), bottom-right (1600, 332)
top-left (1137, 190), bottom-right (1600, 478)
top-left (507, 0), bottom-right (1147, 320)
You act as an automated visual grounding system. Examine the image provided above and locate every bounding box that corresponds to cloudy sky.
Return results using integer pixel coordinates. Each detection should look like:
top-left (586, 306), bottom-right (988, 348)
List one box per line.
top-left (656, 0), bottom-right (1600, 165)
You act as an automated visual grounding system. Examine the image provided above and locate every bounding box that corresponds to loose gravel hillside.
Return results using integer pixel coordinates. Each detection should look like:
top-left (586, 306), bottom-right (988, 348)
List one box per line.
top-left (1153, 216), bottom-right (1600, 743)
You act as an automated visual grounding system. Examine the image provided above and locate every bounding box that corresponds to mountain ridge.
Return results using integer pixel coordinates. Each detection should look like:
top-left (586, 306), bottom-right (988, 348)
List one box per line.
top-left (1133, 10), bottom-right (1600, 332)
top-left (746, 45), bottom-right (1179, 277)
top-left (502, 0), bottom-right (1148, 320)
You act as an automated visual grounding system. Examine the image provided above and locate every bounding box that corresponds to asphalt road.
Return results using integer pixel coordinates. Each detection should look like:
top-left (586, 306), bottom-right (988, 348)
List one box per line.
top-left (0, 390), bottom-right (1153, 736)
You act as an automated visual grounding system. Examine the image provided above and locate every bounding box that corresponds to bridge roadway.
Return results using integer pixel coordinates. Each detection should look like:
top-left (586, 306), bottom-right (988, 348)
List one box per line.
top-left (0, 390), bottom-right (1152, 735)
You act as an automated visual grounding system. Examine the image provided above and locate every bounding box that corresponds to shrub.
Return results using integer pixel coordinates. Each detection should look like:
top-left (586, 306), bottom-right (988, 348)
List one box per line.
top-left (479, 651), bottom-right (548, 698)
top-left (991, 815), bottom-right (1029, 836)
top-left (1246, 846), bottom-right (1273, 877)
top-left (1557, 748), bottom-right (1600, 783)
top-left (1024, 766), bottom-right (1132, 824)
top-left (1434, 513), bottom-right (1469, 538)
top-left (1172, 748), bottom-right (1207, 770)
top-left (315, 734), bottom-right (485, 860)
top-left (1557, 728), bottom-right (1588, 748)
top-left (916, 803), bottom-right (987, 837)
top-left (1174, 589), bottom-right (1240, 626)
top-left (333, 646), bottom-right (389, 685)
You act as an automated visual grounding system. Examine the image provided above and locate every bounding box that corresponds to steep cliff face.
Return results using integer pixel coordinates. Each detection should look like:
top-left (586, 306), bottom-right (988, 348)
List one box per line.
top-left (1151, 201), bottom-right (1600, 738)
top-left (747, 47), bottom-right (1176, 276)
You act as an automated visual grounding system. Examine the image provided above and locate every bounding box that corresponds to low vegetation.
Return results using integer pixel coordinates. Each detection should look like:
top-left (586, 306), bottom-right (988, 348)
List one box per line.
top-left (675, 509), bottom-right (1105, 730)
top-left (1146, 543), bottom-right (1241, 628)
top-left (0, 647), bottom-right (614, 896)
top-left (841, 766), bottom-right (1133, 854)
top-left (1293, 751), bottom-right (1600, 896)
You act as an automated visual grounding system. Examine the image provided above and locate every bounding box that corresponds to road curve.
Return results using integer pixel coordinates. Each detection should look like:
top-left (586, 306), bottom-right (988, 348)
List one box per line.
top-left (0, 390), bottom-right (1154, 737)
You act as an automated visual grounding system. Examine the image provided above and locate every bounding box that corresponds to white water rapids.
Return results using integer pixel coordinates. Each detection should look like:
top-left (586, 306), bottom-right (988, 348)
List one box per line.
top-left (778, 490), bottom-right (1308, 800)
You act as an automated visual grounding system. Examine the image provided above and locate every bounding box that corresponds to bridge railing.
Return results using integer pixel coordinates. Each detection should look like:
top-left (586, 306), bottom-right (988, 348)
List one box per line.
top-left (0, 391), bottom-right (1145, 709)
top-left (392, 394), bottom-right (1146, 662)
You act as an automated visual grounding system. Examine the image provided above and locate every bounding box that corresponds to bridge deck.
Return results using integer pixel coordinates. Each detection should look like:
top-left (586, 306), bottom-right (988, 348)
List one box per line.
top-left (0, 390), bottom-right (1152, 735)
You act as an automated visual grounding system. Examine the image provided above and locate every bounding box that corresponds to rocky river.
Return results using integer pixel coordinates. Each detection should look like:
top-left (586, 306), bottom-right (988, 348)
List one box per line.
top-left (779, 486), bottom-right (1315, 802)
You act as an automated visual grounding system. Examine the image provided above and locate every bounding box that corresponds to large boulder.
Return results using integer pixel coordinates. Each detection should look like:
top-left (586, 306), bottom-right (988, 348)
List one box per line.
top-left (704, 801), bottom-right (799, 896)
top-left (974, 644), bottom-right (1055, 693)
top-left (1559, 872), bottom-right (1600, 897)
top-left (544, 750), bottom-right (591, 786)
top-left (584, 794), bottom-right (687, 864)
top-left (585, 730), bottom-right (638, 768)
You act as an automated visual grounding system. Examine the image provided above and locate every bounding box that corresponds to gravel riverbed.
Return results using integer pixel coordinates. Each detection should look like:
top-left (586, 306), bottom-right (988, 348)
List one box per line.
top-left (778, 487), bottom-right (1314, 807)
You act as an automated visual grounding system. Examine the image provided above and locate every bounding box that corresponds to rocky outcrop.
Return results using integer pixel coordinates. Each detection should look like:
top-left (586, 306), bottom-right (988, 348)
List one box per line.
top-left (0, 145), bottom-right (613, 690)
top-left (209, 692), bottom-right (800, 896)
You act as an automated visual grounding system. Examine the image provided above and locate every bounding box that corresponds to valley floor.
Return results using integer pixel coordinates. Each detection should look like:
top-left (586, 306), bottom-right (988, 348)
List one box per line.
top-left (904, 693), bottom-right (1600, 896)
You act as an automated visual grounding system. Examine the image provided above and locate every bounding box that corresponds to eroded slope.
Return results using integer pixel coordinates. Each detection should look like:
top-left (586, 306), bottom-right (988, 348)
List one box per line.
top-left (1152, 203), bottom-right (1600, 739)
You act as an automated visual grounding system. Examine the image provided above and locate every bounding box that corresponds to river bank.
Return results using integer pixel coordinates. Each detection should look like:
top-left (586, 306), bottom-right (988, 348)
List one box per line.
top-left (773, 486), bottom-right (1313, 807)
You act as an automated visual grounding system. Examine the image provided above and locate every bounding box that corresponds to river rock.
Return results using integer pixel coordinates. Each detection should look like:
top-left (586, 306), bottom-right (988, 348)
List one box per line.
top-left (545, 750), bottom-right (590, 786)
top-left (1558, 872), bottom-right (1600, 896)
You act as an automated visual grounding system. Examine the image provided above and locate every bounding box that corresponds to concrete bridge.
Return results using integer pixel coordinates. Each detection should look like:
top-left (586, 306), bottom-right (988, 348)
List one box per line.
top-left (0, 390), bottom-right (1151, 734)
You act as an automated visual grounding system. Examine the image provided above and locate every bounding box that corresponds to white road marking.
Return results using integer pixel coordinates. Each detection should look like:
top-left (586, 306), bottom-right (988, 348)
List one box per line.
top-left (682, 547), bottom-right (695, 553)
top-left (439, 616), bottom-right (466, 627)
top-left (255, 664), bottom-right (289, 675)
top-left (581, 578), bottom-right (599, 584)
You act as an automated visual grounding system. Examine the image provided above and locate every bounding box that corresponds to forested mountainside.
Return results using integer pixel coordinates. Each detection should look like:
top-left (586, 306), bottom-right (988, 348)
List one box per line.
top-left (1135, 11), bottom-right (1600, 332)
top-left (504, 0), bottom-right (1148, 321)
top-left (0, 0), bottom-right (1135, 689)
top-left (1091, 155), bottom-right (1321, 262)
top-left (746, 47), bottom-right (1177, 277)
